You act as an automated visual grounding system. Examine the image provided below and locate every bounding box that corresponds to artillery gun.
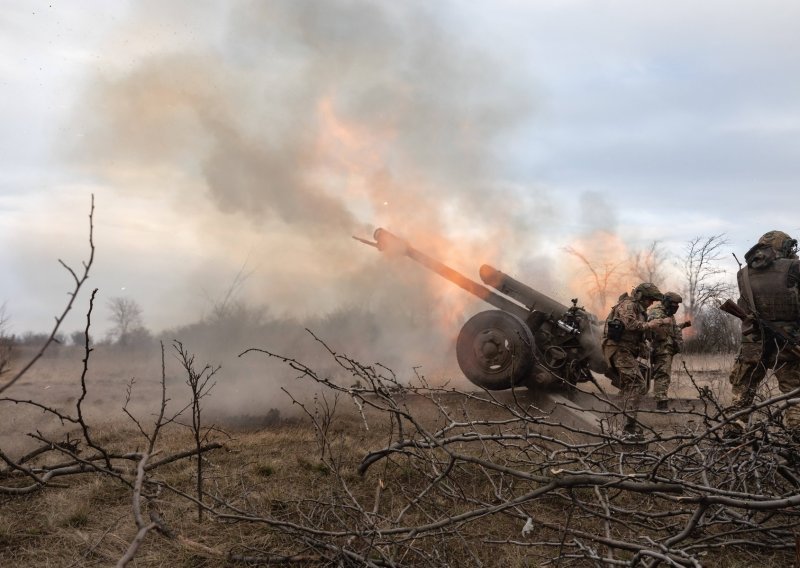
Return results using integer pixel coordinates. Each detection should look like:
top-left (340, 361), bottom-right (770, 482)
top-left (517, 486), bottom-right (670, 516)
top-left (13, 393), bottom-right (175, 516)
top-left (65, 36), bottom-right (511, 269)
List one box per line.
top-left (357, 228), bottom-right (608, 391)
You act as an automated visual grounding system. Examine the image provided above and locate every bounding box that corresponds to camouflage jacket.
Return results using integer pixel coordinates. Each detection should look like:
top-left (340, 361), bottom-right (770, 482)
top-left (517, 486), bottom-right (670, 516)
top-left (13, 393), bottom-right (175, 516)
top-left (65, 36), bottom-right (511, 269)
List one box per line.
top-left (647, 304), bottom-right (683, 355)
top-left (603, 293), bottom-right (650, 353)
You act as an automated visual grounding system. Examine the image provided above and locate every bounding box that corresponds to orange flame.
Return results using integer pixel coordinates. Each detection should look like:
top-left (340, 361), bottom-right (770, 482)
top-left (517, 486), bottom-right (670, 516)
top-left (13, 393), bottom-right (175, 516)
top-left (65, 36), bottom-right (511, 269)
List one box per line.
top-left (313, 96), bottom-right (501, 336)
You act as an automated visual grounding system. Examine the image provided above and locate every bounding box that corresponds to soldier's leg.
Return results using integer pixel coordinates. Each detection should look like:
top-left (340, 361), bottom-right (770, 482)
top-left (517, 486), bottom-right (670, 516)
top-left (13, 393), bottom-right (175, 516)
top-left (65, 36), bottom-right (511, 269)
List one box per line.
top-left (774, 360), bottom-right (800, 431)
top-left (652, 352), bottom-right (674, 403)
top-left (728, 340), bottom-right (766, 411)
top-left (611, 350), bottom-right (645, 433)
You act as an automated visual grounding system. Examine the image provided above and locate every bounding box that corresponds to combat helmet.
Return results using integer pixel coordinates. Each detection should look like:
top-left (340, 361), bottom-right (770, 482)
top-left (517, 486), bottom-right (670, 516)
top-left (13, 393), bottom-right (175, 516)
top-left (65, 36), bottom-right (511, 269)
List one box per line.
top-left (758, 231), bottom-right (798, 259)
top-left (632, 282), bottom-right (663, 302)
top-left (662, 291), bottom-right (683, 315)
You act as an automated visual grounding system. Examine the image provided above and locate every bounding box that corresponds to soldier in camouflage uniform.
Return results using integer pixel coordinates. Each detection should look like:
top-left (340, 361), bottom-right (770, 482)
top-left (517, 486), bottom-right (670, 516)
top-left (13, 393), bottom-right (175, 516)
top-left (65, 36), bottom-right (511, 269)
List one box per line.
top-left (648, 292), bottom-right (689, 411)
top-left (603, 283), bottom-right (672, 439)
top-left (727, 230), bottom-right (800, 434)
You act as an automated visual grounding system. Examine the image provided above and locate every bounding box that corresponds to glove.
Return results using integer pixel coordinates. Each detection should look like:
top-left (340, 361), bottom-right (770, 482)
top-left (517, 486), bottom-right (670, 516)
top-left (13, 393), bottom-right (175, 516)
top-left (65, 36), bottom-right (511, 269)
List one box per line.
top-left (679, 320), bottom-right (691, 329)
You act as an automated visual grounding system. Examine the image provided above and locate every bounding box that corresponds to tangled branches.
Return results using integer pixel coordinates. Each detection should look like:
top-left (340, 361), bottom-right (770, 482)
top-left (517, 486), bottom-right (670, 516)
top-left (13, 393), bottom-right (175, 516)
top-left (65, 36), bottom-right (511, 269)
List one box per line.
top-left (228, 335), bottom-right (800, 567)
top-left (0, 198), bottom-right (224, 566)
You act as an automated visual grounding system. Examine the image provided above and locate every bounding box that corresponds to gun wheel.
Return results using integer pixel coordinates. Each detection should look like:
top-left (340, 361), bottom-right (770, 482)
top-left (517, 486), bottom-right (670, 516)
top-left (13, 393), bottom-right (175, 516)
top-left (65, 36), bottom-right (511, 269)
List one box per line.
top-left (456, 310), bottom-right (535, 390)
top-left (543, 346), bottom-right (568, 369)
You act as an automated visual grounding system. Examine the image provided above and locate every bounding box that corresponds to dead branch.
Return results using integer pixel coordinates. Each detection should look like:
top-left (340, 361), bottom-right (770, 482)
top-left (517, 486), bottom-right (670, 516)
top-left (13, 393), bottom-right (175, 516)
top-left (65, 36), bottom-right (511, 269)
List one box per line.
top-left (120, 453), bottom-right (156, 555)
top-left (0, 195), bottom-right (95, 396)
top-left (173, 339), bottom-right (220, 521)
top-left (229, 333), bottom-right (800, 565)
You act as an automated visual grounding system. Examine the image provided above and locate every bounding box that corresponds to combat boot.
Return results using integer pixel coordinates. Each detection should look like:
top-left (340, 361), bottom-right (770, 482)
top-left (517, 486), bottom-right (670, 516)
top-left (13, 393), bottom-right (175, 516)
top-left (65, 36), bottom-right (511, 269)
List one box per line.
top-left (622, 419), bottom-right (644, 442)
top-left (720, 420), bottom-right (746, 443)
top-left (779, 428), bottom-right (800, 467)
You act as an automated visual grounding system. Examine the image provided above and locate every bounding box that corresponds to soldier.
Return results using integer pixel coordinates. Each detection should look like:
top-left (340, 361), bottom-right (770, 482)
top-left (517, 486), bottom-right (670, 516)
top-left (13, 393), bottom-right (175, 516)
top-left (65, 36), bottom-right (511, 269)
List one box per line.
top-left (603, 282), bottom-right (671, 439)
top-left (648, 292), bottom-right (690, 411)
top-left (726, 230), bottom-right (800, 436)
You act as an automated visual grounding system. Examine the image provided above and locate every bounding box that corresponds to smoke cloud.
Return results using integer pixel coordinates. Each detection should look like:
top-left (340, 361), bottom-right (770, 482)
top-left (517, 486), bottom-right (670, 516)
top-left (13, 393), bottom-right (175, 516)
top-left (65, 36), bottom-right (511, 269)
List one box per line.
top-left (64, 0), bottom-right (557, 401)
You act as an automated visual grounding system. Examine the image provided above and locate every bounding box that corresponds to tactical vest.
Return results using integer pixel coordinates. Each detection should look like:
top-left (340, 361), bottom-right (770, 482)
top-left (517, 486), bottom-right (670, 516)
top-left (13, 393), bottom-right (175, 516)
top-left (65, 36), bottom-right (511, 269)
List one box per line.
top-left (604, 295), bottom-right (646, 350)
top-left (739, 259), bottom-right (800, 322)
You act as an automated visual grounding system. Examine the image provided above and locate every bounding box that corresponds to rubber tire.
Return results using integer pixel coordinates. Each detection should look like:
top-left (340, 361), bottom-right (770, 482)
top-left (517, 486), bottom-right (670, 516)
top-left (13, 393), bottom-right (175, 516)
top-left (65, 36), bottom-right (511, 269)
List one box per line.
top-left (456, 310), bottom-right (535, 390)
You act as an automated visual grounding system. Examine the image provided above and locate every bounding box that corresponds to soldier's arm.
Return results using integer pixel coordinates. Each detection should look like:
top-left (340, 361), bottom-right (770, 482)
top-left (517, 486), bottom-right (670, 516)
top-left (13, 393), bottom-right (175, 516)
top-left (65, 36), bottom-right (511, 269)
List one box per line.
top-left (619, 301), bottom-right (671, 331)
top-left (616, 301), bottom-right (648, 331)
top-left (673, 317), bottom-right (684, 350)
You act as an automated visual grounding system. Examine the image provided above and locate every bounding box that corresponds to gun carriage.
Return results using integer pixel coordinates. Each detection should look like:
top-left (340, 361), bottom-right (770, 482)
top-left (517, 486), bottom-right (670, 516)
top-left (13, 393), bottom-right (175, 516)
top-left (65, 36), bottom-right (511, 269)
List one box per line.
top-left (358, 228), bottom-right (609, 391)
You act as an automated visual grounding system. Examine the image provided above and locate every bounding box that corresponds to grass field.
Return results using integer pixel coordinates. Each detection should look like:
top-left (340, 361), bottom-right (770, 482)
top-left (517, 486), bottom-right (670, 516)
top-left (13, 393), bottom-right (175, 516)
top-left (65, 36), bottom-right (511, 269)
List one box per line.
top-left (1, 344), bottom-right (796, 567)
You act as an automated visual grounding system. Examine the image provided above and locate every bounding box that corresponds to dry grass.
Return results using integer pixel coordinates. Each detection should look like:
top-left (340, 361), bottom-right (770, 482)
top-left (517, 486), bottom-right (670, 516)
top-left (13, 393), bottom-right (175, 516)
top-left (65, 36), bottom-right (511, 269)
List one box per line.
top-left (669, 352), bottom-right (735, 401)
top-left (2, 415), bottom-right (793, 567)
top-left (3, 415), bottom-right (523, 566)
top-left (1, 348), bottom-right (796, 566)
top-left (1, 424), bottom-right (321, 566)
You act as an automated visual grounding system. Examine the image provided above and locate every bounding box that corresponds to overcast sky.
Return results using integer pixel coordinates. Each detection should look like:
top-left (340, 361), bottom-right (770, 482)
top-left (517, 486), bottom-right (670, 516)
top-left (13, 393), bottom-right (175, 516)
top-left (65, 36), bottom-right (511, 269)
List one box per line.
top-left (2, 0), bottom-right (800, 340)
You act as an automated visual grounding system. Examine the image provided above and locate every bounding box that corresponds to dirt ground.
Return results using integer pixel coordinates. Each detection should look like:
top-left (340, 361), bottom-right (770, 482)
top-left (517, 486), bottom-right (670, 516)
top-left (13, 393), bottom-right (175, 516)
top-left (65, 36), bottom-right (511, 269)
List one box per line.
top-left (0, 347), bottom-right (737, 452)
top-left (4, 346), bottom-right (796, 567)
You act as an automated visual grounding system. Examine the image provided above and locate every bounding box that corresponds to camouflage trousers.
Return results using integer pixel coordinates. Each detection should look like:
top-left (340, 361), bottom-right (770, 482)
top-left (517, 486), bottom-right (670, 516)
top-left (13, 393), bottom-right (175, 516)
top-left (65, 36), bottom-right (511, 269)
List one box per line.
top-left (728, 338), bottom-right (800, 429)
top-left (651, 351), bottom-right (675, 402)
top-left (604, 346), bottom-right (647, 426)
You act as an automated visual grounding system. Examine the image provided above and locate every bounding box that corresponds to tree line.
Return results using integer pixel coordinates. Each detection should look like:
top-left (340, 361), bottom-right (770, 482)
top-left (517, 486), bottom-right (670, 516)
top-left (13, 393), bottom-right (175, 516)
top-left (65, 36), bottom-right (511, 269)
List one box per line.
top-left (567, 233), bottom-right (740, 353)
top-left (2, 233), bottom-right (742, 356)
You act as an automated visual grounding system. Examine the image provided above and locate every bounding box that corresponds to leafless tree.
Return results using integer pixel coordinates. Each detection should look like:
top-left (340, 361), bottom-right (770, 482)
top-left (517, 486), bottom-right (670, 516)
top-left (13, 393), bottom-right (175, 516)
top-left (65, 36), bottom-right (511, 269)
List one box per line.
top-left (0, 302), bottom-right (8, 330)
top-left (689, 304), bottom-right (740, 353)
top-left (681, 234), bottom-right (734, 321)
top-left (629, 240), bottom-right (668, 285)
top-left (679, 235), bottom-right (737, 353)
top-left (565, 240), bottom-right (669, 316)
top-left (564, 246), bottom-right (627, 315)
top-left (173, 340), bottom-right (219, 522)
top-left (0, 196), bottom-right (95, 396)
top-left (0, 302), bottom-right (11, 377)
top-left (107, 296), bottom-right (144, 345)
top-left (204, 261), bottom-right (255, 323)
top-left (70, 329), bottom-right (91, 347)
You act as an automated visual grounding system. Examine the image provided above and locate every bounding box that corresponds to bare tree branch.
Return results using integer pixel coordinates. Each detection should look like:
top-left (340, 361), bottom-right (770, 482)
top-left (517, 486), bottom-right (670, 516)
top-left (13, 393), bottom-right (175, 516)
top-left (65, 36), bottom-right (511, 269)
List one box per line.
top-left (0, 195), bottom-right (95, 395)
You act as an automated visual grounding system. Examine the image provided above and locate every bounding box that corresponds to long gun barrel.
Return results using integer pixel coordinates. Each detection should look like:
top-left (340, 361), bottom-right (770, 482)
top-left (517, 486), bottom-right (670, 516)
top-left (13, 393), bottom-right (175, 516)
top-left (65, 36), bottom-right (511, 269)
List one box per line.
top-left (358, 227), bottom-right (607, 389)
top-left (479, 265), bottom-right (569, 318)
top-left (372, 229), bottom-right (531, 321)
